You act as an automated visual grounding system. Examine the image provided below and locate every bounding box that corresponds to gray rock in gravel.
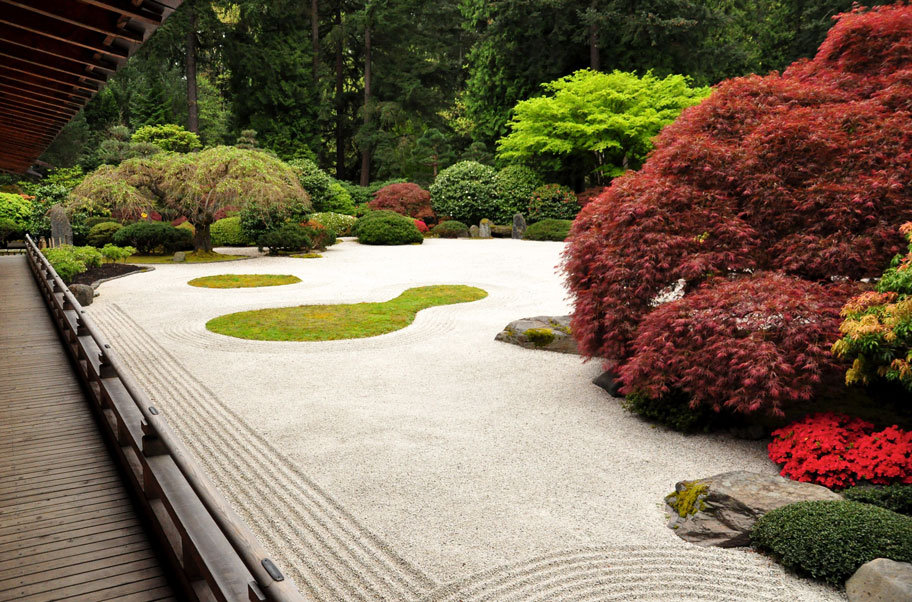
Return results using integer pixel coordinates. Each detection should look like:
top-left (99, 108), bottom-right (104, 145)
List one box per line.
top-left (847, 558), bottom-right (912, 602)
top-left (173, 251), bottom-right (186, 263)
top-left (48, 205), bottom-right (73, 247)
top-left (495, 315), bottom-right (578, 354)
top-left (665, 470), bottom-right (842, 548)
top-left (68, 284), bottom-right (94, 307)
top-left (479, 218), bottom-right (493, 239)
top-left (512, 213), bottom-right (527, 239)
top-left (593, 370), bottom-right (624, 397)
top-left (469, 225), bottom-right (480, 239)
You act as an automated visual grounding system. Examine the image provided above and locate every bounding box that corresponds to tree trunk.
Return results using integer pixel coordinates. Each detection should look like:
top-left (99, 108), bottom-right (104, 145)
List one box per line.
top-left (335, 4), bottom-right (345, 179)
top-left (311, 0), bottom-right (320, 78)
top-left (186, 8), bottom-right (199, 133)
top-left (193, 222), bottom-right (212, 253)
top-left (589, 2), bottom-right (600, 71)
top-left (359, 13), bottom-right (372, 187)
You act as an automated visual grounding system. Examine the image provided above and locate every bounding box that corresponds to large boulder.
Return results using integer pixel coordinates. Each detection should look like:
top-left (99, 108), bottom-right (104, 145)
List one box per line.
top-left (68, 284), bottom-right (94, 307)
top-left (847, 558), bottom-right (912, 602)
top-left (495, 315), bottom-right (578, 354)
top-left (665, 471), bottom-right (842, 547)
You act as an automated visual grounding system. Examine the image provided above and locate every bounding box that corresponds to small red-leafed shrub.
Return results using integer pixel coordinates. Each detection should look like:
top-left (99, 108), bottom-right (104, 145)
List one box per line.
top-left (769, 413), bottom-right (912, 489)
top-left (565, 4), bottom-right (912, 422)
top-left (369, 183), bottom-right (434, 222)
top-left (576, 186), bottom-right (608, 209)
top-left (619, 273), bottom-right (852, 417)
top-left (413, 219), bottom-right (428, 233)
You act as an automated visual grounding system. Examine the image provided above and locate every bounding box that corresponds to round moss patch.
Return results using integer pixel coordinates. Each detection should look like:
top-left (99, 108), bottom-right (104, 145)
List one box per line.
top-left (188, 274), bottom-right (302, 289)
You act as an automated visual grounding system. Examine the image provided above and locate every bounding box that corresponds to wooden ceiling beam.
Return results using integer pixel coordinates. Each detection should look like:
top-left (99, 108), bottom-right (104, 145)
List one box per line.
top-left (0, 70), bottom-right (93, 101)
top-left (0, 81), bottom-right (83, 110)
top-left (0, 5), bottom-right (131, 60)
top-left (0, 0), bottom-right (145, 43)
top-left (77, 0), bottom-right (165, 26)
top-left (0, 25), bottom-right (119, 73)
top-left (0, 45), bottom-right (109, 85)
top-left (0, 121), bottom-right (59, 142)
top-left (0, 94), bottom-right (77, 120)
top-left (2, 105), bottom-right (70, 128)
top-left (0, 56), bottom-right (103, 93)
top-left (0, 109), bottom-right (66, 132)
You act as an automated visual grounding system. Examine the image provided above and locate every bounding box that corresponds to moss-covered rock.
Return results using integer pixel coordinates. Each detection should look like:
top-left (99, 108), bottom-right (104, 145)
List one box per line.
top-left (494, 315), bottom-right (578, 354)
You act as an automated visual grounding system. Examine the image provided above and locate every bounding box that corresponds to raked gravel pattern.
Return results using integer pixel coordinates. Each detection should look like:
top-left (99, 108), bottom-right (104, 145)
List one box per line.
top-left (86, 238), bottom-right (846, 602)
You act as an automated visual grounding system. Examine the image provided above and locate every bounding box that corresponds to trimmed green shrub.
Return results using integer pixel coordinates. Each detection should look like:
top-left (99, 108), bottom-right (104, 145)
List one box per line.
top-left (523, 218), bottom-right (573, 241)
top-left (113, 222), bottom-right (193, 255)
top-left (289, 158), bottom-right (332, 208)
top-left (86, 222), bottom-right (122, 248)
top-left (257, 224), bottom-right (312, 255)
top-left (310, 212), bottom-right (358, 236)
top-left (751, 500), bottom-right (912, 586)
top-left (42, 245), bottom-right (102, 282)
top-left (493, 165), bottom-right (542, 223)
top-left (844, 485), bottom-right (912, 516)
top-left (131, 124), bottom-right (201, 152)
top-left (100, 244), bottom-right (136, 263)
top-left (354, 212), bottom-right (423, 245)
top-left (324, 180), bottom-right (356, 215)
top-left (527, 184), bottom-right (580, 222)
top-left (210, 216), bottom-right (250, 247)
top-left (84, 216), bottom-right (119, 230)
top-left (429, 161), bottom-right (498, 224)
top-left (432, 220), bottom-right (469, 239)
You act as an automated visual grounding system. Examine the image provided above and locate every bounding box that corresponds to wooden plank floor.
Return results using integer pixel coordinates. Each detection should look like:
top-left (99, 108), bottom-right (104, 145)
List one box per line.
top-left (0, 256), bottom-right (175, 602)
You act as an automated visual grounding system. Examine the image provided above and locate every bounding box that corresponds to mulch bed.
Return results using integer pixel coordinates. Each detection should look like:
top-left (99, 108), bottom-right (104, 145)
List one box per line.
top-left (71, 263), bottom-right (145, 286)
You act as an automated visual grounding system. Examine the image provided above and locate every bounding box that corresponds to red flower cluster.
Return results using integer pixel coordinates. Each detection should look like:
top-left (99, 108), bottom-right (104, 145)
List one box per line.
top-left (413, 219), bottom-right (429, 233)
top-left (769, 413), bottom-right (912, 489)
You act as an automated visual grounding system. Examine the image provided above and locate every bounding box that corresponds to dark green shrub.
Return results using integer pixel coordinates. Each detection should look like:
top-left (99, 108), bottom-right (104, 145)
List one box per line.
top-left (86, 221), bottom-right (122, 248)
top-left (843, 485), bottom-right (912, 516)
top-left (289, 158), bottom-right (332, 207)
top-left (239, 205), bottom-right (288, 244)
top-left (621, 390), bottom-right (718, 433)
top-left (300, 220), bottom-right (337, 251)
top-left (523, 218), bottom-right (573, 241)
top-left (527, 184), bottom-right (580, 222)
top-left (354, 213), bottom-right (423, 245)
top-left (113, 222), bottom-right (193, 255)
top-left (210, 216), bottom-right (250, 247)
top-left (751, 500), bottom-right (912, 586)
top-left (257, 224), bottom-right (312, 255)
top-left (493, 165), bottom-right (542, 223)
top-left (84, 216), bottom-right (118, 230)
top-left (432, 220), bottom-right (469, 238)
top-left (429, 161), bottom-right (498, 224)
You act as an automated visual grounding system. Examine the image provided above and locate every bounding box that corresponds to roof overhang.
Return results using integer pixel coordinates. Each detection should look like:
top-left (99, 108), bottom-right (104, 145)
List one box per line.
top-left (0, 0), bottom-right (183, 174)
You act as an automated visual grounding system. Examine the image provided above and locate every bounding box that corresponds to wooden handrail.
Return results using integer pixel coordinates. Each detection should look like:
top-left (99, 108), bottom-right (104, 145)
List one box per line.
top-left (24, 235), bottom-right (307, 602)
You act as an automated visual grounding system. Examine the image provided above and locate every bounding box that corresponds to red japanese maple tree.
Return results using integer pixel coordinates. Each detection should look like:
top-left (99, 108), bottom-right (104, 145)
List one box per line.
top-left (564, 4), bottom-right (912, 417)
top-left (369, 183), bottom-right (435, 222)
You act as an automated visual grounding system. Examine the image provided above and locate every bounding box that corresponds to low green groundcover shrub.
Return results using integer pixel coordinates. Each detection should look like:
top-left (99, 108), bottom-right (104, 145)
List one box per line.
top-left (211, 216), bottom-right (250, 247)
top-left (310, 212), bottom-right (358, 236)
top-left (353, 212), bottom-right (423, 245)
top-left (113, 222), bottom-right (192, 254)
top-left (527, 184), bottom-right (580, 222)
top-left (843, 484), bottom-right (912, 516)
top-left (622, 390), bottom-right (720, 433)
top-left (523, 218), bottom-right (573, 241)
top-left (257, 224), bottom-right (312, 255)
top-left (43, 245), bottom-right (102, 282)
top-left (100, 244), bottom-right (136, 263)
top-left (751, 500), bottom-right (912, 586)
top-left (433, 220), bottom-right (469, 238)
top-left (86, 221), bottom-right (122, 248)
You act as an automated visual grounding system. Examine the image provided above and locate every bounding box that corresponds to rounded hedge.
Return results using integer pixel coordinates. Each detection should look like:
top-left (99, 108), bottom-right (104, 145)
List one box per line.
top-left (113, 221), bottom-right (192, 255)
top-left (493, 165), bottom-right (542, 223)
top-left (523, 218), bottom-right (573, 241)
top-left (310, 212), bottom-right (358, 236)
top-left (354, 212), bottom-right (423, 245)
top-left (527, 184), bottom-right (580, 222)
top-left (257, 224), bottom-right (312, 255)
top-left (751, 500), bottom-right (912, 586)
top-left (211, 216), bottom-right (250, 247)
top-left (433, 220), bottom-right (469, 239)
top-left (86, 221), bottom-right (122, 248)
top-left (288, 158), bottom-right (332, 207)
top-left (429, 161), bottom-right (498, 224)
top-left (843, 485), bottom-right (912, 516)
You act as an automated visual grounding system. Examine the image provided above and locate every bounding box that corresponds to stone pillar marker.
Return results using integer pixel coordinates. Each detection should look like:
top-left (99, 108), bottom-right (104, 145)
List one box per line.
top-left (48, 205), bottom-right (73, 247)
top-left (479, 218), bottom-right (493, 239)
top-left (512, 213), bottom-right (527, 239)
top-left (469, 225), bottom-right (480, 239)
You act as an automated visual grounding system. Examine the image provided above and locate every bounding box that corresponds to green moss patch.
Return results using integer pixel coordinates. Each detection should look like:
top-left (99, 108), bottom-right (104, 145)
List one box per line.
top-left (666, 481), bottom-right (708, 518)
top-left (525, 328), bottom-right (556, 347)
top-left (206, 285), bottom-right (487, 341)
top-left (291, 253), bottom-right (323, 258)
top-left (128, 251), bottom-right (248, 264)
top-left (188, 274), bottom-right (301, 289)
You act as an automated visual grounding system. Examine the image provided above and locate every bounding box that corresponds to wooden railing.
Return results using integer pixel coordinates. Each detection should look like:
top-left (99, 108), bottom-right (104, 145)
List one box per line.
top-left (24, 235), bottom-right (307, 602)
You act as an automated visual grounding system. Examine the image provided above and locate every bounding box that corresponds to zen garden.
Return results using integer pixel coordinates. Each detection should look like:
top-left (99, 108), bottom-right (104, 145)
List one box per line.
top-left (2, 2), bottom-right (912, 601)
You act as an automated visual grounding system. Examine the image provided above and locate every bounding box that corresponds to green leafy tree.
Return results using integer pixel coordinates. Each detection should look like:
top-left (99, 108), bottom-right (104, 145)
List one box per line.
top-left (68, 147), bottom-right (308, 252)
top-left (132, 124), bottom-right (202, 153)
top-left (497, 69), bottom-right (709, 186)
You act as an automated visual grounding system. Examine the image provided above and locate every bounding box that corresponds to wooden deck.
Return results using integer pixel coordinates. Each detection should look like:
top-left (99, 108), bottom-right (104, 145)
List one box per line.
top-left (0, 255), bottom-right (175, 602)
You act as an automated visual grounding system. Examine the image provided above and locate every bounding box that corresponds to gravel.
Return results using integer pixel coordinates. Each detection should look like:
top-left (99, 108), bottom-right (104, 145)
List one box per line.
top-left (87, 238), bottom-right (846, 601)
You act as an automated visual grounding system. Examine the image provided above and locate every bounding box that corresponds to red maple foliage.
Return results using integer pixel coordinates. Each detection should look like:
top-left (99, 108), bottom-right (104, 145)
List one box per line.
top-left (575, 186), bottom-right (609, 209)
top-left (369, 183), bottom-right (435, 221)
top-left (769, 413), bottom-right (912, 489)
top-left (564, 4), bottom-right (912, 415)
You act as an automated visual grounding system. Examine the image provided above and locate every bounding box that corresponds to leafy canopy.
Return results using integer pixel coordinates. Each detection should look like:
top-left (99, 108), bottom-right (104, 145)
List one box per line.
top-left (497, 69), bottom-right (709, 182)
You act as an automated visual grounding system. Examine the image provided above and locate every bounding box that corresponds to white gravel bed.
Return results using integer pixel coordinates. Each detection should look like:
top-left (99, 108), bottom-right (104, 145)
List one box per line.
top-left (87, 238), bottom-right (846, 601)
